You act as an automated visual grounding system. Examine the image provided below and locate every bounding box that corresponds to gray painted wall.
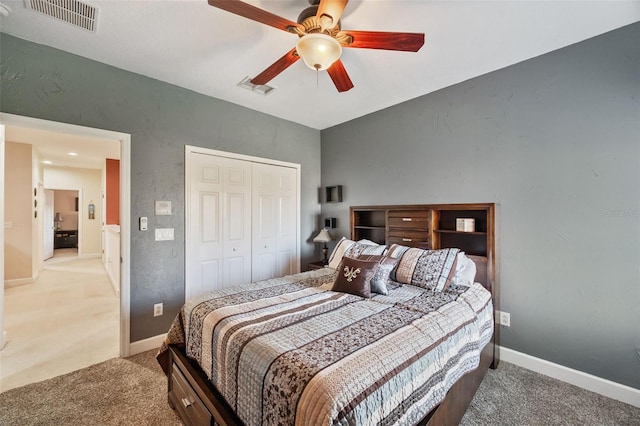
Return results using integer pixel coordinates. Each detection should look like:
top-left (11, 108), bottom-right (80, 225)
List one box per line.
top-left (0, 34), bottom-right (321, 341)
top-left (320, 22), bottom-right (640, 389)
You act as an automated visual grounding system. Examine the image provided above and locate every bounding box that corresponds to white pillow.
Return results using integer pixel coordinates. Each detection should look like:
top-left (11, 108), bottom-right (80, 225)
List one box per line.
top-left (452, 252), bottom-right (477, 286)
top-left (327, 237), bottom-right (356, 270)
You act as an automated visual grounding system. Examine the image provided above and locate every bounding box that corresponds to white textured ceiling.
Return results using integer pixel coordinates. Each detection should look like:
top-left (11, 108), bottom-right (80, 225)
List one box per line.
top-left (1, 1), bottom-right (639, 130)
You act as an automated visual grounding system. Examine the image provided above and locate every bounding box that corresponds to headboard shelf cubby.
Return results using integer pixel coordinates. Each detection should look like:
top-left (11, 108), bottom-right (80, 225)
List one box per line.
top-left (350, 202), bottom-right (495, 280)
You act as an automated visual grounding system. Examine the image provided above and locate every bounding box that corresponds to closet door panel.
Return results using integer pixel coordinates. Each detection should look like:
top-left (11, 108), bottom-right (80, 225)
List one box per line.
top-left (277, 191), bottom-right (297, 277)
top-left (187, 156), bottom-right (224, 300)
top-left (252, 163), bottom-right (298, 280)
top-left (200, 260), bottom-right (221, 294)
top-left (223, 159), bottom-right (252, 286)
top-left (252, 192), bottom-right (277, 282)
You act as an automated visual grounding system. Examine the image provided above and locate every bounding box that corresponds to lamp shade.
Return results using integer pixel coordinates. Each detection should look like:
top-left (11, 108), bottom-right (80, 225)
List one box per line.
top-left (55, 213), bottom-right (63, 222)
top-left (313, 228), bottom-right (333, 243)
top-left (296, 33), bottom-right (342, 71)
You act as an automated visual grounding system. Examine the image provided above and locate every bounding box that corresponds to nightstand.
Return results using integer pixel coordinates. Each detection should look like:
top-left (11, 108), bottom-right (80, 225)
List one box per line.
top-left (308, 261), bottom-right (327, 271)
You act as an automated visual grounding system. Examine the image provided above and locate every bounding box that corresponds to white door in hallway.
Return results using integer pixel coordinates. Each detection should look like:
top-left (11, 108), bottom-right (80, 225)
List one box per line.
top-left (43, 189), bottom-right (54, 260)
top-left (251, 163), bottom-right (298, 281)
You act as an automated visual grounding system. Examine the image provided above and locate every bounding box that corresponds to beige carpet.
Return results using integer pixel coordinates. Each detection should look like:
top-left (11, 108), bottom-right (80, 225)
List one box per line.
top-left (0, 350), bottom-right (180, 426)
top-left (1, 349), bottom-right (639, 425)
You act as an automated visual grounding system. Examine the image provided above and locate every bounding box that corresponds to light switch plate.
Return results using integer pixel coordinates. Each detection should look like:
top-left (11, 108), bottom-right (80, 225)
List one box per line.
top-left (155, 228), bottom-right (174, 241)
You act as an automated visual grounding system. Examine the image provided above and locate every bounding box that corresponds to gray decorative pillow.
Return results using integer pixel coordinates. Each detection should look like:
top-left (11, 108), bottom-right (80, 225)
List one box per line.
top-left (332, 257), bottom-right (380, 298)
top-left (357, 255), bottom-right (399, 295)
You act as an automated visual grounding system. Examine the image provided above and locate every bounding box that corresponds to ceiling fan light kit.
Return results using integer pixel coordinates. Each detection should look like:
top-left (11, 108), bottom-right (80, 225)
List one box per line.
top-left (207, 0), bottom-right (424, 92)
top-left (296, 33), bottom-right (342, 71)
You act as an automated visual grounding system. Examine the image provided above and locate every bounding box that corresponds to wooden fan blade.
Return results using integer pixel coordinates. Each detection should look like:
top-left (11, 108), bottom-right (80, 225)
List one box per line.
top-left (208, 0), bottom-right (302, 33)
top-left (251, 48), bottom-right (300, 86)
top-left (327, 59), bottom-right (354, 93)
top-left (316, 0), bottom-right (348, 29)
top-left (340, 30), bottom-right (425, 52)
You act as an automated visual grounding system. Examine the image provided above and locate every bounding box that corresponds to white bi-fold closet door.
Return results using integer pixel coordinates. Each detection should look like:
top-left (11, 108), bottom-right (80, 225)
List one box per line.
top-left (185, 147), bottom-right (300, 301)
top-left (251, 162), bottom-right (298, 282)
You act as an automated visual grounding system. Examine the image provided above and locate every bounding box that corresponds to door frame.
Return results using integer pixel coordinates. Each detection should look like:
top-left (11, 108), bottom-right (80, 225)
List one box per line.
top-left (43, 188), bottom-right (55, 260)
top-left (184, 145), bottom-right (301, 302)
top-left (0, 113), bottom-right (132, 357)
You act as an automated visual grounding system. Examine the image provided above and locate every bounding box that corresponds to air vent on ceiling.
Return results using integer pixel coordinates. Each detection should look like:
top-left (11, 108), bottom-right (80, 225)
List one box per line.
top-left (26, 0), bottom-right (98, 32)
top-left (238, 77), bottom-right (275, 96)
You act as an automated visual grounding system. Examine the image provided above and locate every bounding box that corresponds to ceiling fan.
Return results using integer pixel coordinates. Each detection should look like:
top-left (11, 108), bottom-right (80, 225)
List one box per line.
top-left (208, 0), bottom-right (425, 92)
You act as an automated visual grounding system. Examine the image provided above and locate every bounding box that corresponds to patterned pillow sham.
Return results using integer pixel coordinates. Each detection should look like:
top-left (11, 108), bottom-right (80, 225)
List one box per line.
top-left (394, 247), bottom-right (460, 292)
top-left (386, 243), bottom-right (411, 259)
top-left (345, 241), bottom-right (386, 258)
top-left (332, 257), bottom-right (380, 298)
top-left (357, 255), bottom-right (399, 295)
top-left (327, 237), bottom-right (386, 270)
top-left (386, 244), bottom-right (411, 281)
top-left (327, 237), bottom-right (355, 270)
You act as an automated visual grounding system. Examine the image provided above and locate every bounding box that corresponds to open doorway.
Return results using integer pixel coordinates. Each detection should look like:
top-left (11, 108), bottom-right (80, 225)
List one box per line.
top-left (0, 113), bottom-right (131, 391)
top-left (50, 189), bottom-right (80, 259)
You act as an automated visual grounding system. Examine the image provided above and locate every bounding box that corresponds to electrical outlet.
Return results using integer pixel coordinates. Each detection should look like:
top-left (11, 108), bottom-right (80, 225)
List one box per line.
top-left (153, 303), bottom-right (163, 317)
top-left (497, 310), bottom-right (511, 327)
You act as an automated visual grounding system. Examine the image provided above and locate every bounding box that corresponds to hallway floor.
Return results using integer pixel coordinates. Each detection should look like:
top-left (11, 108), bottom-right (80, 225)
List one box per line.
top-left (0, 249), bottom-right (119, 392)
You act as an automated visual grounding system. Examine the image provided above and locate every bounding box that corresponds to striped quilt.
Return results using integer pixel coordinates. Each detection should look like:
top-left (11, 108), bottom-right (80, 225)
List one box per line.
top-left (158, 268), bottom-right (493, 426)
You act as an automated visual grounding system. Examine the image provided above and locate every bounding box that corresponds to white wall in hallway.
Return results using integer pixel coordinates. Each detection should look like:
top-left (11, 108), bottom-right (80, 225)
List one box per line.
top-left (44, 167), bottom-right (102, 256)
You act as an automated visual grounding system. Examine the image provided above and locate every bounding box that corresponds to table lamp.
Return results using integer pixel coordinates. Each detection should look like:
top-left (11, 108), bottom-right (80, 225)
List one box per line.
top-left (313, 228), bottom-right (333, 265)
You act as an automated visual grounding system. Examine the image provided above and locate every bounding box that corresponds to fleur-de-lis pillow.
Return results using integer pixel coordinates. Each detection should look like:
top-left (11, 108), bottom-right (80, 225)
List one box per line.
top-left (331, 257), bottom-right (380, 298)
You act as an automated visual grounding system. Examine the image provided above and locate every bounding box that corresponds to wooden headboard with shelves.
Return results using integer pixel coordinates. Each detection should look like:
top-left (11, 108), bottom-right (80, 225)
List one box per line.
top-left (351, 202), bottom-right (499, 367)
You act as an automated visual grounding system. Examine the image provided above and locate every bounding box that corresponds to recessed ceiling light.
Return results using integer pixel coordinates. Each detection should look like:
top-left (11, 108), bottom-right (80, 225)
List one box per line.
top-left (42, 160), bottom-right (53, 164)
top-left (68, 152), bottom-right (78, 156)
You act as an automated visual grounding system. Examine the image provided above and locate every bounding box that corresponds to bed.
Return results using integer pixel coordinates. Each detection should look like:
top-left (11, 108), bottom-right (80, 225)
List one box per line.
top-left (158, 203), bottom-right (498, 426)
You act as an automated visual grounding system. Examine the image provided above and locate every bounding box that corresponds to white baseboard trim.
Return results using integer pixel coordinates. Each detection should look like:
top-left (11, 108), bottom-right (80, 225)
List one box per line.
top-left (129, 333), bottom-right (166, 356)
top-left (79, 253), bottom-right (101, 259)
top-left (106, 272), bottom-right (120, 297)
top-left (5, 276), bottom-right (34, 288)
top-left (500, 346), bottom-right (640, 408)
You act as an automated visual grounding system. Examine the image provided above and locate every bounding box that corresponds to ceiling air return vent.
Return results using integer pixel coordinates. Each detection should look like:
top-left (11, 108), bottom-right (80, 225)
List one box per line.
top-left (26, 0), bottom-right (98, 32)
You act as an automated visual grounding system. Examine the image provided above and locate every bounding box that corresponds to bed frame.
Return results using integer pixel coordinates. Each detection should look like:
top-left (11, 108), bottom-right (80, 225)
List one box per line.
top-left (167, 203), bottom-right (499, 426)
